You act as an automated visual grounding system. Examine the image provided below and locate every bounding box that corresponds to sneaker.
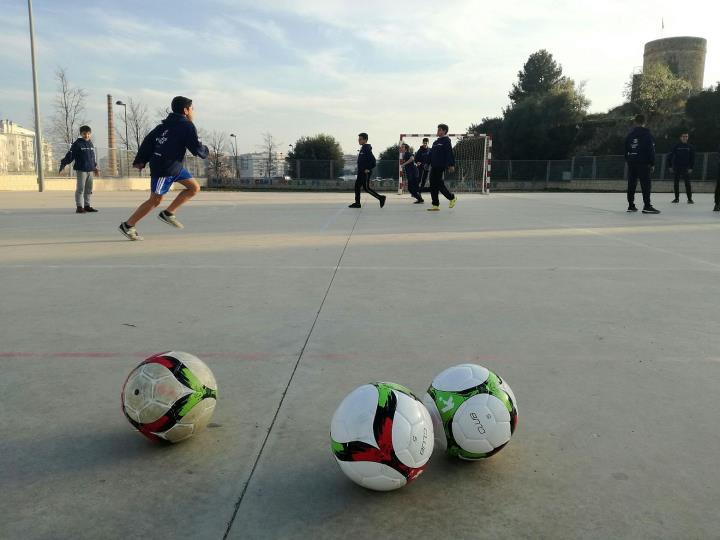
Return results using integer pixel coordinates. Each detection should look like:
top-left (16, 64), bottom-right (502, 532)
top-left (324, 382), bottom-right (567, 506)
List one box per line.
top-left (714, 205), bottom-right (720, 212)
top-left (348, 202), bottom-right (361, 208)
top-left (688, 199), bottom-right (694, 204)
top-left (449, 196), bottom-right (457, 209)
top-left (642, 206), bottom-right (661, 214)
top-left (84, 206), bottom-right (98, 212)
top-left (379, 195), bottom-right (386, 208)
top-left (427, 206), bottom-right (440, 212)
top-left (76, 206), bottom-right (86, 214)
top-left (158, 210), bottom-right (184, 229)
top-left (671, 198), bottom-right (679, 203)
top-left (414, 199), bottom-right (424, 204)
top-left (118, 222), bottom-right (143, 241)
top-left (627, 205), bottom-right (638, 212)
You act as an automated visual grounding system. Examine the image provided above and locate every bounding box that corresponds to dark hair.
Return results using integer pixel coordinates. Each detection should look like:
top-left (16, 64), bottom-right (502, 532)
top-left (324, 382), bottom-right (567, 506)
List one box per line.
top-left (171, 96), bottom-right (193, 114)
top-left (400, 143), bottom-right (409, 151)
top-left (422, 137), bottom-right (429, 143)
top-left (358, 132), bottom-right (369, 140)
top-left (438, 123), bottom-right (449, 133)
top-left (634, 114), bottom-right (645, 125)
top-left (79, 125), bottom-right (91, 133)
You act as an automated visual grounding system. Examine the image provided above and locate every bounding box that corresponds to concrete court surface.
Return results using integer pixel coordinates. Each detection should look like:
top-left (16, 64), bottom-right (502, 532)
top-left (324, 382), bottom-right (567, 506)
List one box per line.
top-left (0, 190), bottom-right (719, 540)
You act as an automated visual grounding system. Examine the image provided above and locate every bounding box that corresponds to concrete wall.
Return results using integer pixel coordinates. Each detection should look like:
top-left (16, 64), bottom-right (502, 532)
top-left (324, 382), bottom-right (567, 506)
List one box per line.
top-left (643, 36), bottom-right (707, 91)
top-left (0, 175), bottom-right (208, 192)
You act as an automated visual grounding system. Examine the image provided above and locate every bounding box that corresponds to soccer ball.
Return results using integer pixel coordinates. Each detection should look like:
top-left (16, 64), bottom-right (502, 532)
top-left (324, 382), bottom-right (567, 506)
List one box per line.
top-left (121, 351), bottom-right (218, 443)
top-left (330, 382), bottom-right (434, 491)
top-left (423, 364), bottom-right (518, 460)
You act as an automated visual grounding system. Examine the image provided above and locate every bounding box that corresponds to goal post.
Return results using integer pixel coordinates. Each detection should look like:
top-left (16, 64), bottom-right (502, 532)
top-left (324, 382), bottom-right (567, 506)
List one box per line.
top-left (397, 133), bottom-right (492, 195)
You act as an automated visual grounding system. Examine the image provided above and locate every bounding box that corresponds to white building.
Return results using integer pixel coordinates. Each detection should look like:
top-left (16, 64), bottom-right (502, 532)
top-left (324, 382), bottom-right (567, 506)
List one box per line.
top-left (0, 120), bottom-right (53, 174)
top-left (234, 152), bottom-right (286, 179)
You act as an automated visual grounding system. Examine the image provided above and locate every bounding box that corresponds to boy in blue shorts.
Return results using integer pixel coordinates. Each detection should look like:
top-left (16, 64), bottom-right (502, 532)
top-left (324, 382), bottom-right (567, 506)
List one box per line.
top-left (118, 96), bottom-right (209, 241)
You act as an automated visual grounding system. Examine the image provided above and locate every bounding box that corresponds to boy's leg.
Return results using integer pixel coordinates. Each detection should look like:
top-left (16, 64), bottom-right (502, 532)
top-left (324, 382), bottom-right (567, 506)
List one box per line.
top-left (673, 173), bottom-right (680, 200)
top-left (363, 173), bottom-right (382, 201)
top-left (626, 165), bottom-right (638, 206)
top-left (127, 193), bottom-right (164, 227)
top-left (75, 171), bottom-right (86, 208)
top-left (429, 167), bottom-right (443, 207)
top-left (639, 165), bottom-right (652, 208)
top-left (438, 175), bottom-right (455, 201)
top-left (166, 178), bottom-right (200, 214)
top-left (683, 170), bottom-right (693, 201)
top-left (714, 173), bottom-right (720, 209)
top-left (354, 173), bottom-right (363, 204)
top-left (84, 172), bottom-right (94, 208)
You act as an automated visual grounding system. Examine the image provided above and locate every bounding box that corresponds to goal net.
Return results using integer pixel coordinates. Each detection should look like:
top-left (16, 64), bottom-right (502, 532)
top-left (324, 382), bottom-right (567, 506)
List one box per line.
top-left (397, 133), bottom-right (492, 195)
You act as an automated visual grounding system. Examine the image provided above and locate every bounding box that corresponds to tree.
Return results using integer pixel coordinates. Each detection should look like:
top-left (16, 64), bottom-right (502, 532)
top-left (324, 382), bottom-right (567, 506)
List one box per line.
top-left (51, 68), bottom-right (87, 148)
top-left (501, 79), bottom-right (590, 159)
top-left (117, 98), bottom-right (151, 153)
top-left (286, 134), bottom-right (344, 179)
top-left (377, 143), bottom-right (413, 180)
top-left (206, 131), bottom-right (228, 182)
top-left (470, 117), bottom-right (505, 158)
top-left (258, 132), bottom-right (281, 178)
top-left (685, 84), bottom-right (720, 151)
top-left (509, 50), bottom-right (564, 104)
top-left (626, 63), bottom-right (692, 119)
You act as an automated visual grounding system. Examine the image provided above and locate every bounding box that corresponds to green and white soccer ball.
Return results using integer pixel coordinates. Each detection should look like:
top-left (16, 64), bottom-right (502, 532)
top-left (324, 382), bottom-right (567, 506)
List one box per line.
top-left (423, 364), bottom-right (518, 460)
top-left (122, 351), bottom-right (218, 443)
top-left (330, 382), bottom-right (434, 491)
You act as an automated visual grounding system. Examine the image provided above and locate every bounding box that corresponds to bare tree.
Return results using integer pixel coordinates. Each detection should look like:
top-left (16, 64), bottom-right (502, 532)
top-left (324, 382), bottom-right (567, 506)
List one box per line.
top-left (206, 131), bottom-right (228, 183)
top-left (117, 98), bottom-right (151, 153)
top-left (51, 68), bottom-right (87, 147)
top-left (258, 132), bottom-right (281, 178)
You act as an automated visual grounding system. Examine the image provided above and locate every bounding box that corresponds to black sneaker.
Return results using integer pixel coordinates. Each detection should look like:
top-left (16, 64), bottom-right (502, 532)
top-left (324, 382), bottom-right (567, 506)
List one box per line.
top-left (414, 199), bottom-right (425, 204)
top-left (76, 206), bottom-right (86, 214)
top-left (379, 195), bottom-right (386, 208)
top-left (642, 206), bottom-right (661, 214)
top-left (627, 205), bottom-right (638, 212)
top-left (348, 202), bottom-right (361, 208)
top-left (84, 206), bottom-right (98, 212)
top-left (671, 198), bottom-right (679, 203)
top-left (714, 205), bottom-right (720, 212)
top-left (688, 199), bottom-right (694, 204)
top-left (118, 222), bottom-right (143, 241)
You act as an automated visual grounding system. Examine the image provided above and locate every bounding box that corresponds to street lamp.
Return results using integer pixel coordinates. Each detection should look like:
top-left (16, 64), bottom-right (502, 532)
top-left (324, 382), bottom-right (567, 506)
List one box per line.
top-left (27, 0), bottom-right (44, 191)
top-left (230, 133), bottom-right (239, 180)
top-left (115, 100), bottom-right (128, 176)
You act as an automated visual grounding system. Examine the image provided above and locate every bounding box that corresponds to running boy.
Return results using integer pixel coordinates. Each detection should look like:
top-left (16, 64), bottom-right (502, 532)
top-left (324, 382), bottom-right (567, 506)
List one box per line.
top-left (427, 124), bottom-right (457, 211)
top-left (59, 125), bottom-right (99, 214)
top-left (349, 133), bottom-right (385, 208)
top-left (400, 143), bottom-right (423, 203)
top-left (118, 96), bottom-right (208, 241)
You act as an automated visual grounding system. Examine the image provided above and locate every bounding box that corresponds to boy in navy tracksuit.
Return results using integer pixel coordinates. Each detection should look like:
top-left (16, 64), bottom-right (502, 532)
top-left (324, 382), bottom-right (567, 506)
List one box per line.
top-left (349, 133), bottom-right (385, 208)
top-left (427, 124), bottom-right (458, 211)
top-left (59, 125), bottom-right (99, 214)
top-left (667, 132), bottom-right (695, 204)
top-left (414, 138), bottom-right (431, 190)
top-left (400, 143), bottom-right (423, 203)
top-left (624, 114), bottom-right (659, 214)
top-left (118, 96), bottom-right (208, 241)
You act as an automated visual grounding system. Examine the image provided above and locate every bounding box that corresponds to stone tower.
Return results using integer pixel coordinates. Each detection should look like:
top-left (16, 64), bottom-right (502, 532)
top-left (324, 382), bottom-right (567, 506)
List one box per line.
top-left (643, 36), bottom-right (707, 92)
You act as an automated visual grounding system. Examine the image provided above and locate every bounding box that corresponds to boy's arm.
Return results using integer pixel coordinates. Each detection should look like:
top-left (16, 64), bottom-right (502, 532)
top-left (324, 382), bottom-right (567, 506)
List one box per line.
top-left (185, 124), bottom-right (209, 159)
top-left (689, 146), bottom-right (696, 170)
top-left (59, 141), bottom-right (77, 171)
top-left (648, 135), bottom-right (656, 167)
top-left (133, 130), bottom-right (155, 168)
top-left (667, 146), bottom-right (675, 168)
top-left (447, 139), bottom-right (456, 168)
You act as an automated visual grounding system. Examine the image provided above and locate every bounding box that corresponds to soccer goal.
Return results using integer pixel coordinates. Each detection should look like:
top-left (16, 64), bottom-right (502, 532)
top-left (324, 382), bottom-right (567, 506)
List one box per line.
top-left (397, 133), bottom-right (492, 195)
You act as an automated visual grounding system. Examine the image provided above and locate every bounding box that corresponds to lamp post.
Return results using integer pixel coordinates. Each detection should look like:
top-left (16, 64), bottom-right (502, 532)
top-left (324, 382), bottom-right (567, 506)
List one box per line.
top-left (115, 100), bottom-right (128, 176)
top-left (230, 133), bottom-right (239, 180)
top-left (27, 0), bottom-right (44, 191)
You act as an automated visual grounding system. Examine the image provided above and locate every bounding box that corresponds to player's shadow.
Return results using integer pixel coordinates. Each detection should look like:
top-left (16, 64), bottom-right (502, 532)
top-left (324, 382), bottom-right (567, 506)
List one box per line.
top-left (1, 239), bottom-right (127, 248)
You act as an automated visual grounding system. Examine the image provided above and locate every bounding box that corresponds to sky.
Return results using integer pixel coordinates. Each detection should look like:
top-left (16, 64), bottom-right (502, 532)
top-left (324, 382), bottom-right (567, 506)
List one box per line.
top-left (1, 0), bottom-right (718, 154)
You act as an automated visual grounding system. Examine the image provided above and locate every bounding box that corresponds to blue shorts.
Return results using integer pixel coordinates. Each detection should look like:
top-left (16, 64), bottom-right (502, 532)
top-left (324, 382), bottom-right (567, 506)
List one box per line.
top-left (151, 168), bottom-right (193, 195)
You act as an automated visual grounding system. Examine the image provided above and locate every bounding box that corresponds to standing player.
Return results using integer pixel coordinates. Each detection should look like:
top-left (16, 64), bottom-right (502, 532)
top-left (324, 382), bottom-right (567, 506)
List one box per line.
top-left (624, 114), bottom-right (659, 214)
top-left (349, 132), bottom-right (385, 209)
top-left (415, 137), bottom-right (431, 191)
top-left (668, 132), bottom-right (695, 204)
top-left (427, 124), bottom-right (457, 211)
top-left (59, 125), bottom-right (100, 214)
top-left (118, 96), bottom-right (208, 241)
top-left (400, 143), bottom-right (423, 203)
